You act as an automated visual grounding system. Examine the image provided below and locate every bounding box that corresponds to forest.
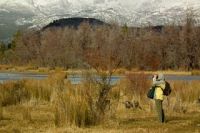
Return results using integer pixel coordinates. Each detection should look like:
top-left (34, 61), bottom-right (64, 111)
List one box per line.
top-left (0, 13), bottom-right (200, 71)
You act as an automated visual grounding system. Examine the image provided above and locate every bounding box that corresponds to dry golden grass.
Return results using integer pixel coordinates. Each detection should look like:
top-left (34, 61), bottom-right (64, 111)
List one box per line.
top-left (191, 70), bottom-right (200, 75)
top-left (0, 64), bottom-right (194, 76)
top-left (0, 103), bottom-right (199, 133)
top-left (0, 72), bottom-right (200, 132)
top-left (0, 65), bottom-right (13, 71)
top-left (127, 70), bottom-right (191, 76)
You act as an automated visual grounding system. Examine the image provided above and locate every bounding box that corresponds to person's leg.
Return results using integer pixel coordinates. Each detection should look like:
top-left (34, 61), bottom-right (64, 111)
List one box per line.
top-left (155, 99), bottom-right (165, 123)
top-left (162, 108), bottom-right (165, 122)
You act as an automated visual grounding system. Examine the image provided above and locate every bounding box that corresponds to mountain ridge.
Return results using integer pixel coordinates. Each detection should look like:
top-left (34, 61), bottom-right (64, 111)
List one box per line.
top-left (42, 17), bottom-right (107, 30)
top-left (0, 0), bottom-right (200, 40)
top-left (1, 0), bottom-right (200, 27)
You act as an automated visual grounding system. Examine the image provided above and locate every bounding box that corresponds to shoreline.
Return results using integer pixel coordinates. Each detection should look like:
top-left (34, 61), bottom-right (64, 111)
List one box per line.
top-left (0, 65), bottom-right (197, 76)
top-left (0, 68), bottom-right (193, 76)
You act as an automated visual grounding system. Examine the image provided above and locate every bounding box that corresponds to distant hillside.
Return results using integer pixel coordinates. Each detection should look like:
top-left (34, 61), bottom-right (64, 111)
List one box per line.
top-left (42, 17), bottom-right (167, 32)
top-left (42, 17), bottom-right (107, 30)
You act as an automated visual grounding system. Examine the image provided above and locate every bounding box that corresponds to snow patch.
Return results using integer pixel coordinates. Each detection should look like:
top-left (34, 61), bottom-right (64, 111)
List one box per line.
top-left (0, 9), bottom-right (10, 13)
top-left (0, 0), bottom-right (200, 27)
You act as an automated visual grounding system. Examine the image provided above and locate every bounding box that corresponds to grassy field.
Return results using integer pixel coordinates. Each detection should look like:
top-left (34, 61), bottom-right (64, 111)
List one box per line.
top-left (0, 102), bottom-right (200, 133)
top-left (0, 72), bottom-right (200, 133)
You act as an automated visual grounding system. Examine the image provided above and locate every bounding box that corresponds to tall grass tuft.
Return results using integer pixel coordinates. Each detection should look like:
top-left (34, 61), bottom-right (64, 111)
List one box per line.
top-left (53, 76), bottom-right (98, 127)
top-left (0, 79), bottom-right (53, 106)
top-left (24, 80), bottom-right (52, 102)
top-left (0, 80), bottom-right (30, 106)
top-left (172, 81), bottom-right (200, 103)
top-left (64, 83), bottom-right (98, 127)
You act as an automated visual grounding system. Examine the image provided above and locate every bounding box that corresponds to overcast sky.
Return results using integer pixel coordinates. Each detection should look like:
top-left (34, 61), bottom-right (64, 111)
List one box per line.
top-left (0, 0), bottom-right (197, 7)
top-left (0, 0), bottom-right (199, 12)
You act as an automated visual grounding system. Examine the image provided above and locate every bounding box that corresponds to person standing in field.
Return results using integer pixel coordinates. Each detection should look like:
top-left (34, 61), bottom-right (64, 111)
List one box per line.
top-left (152, 73), bottom-right (170, 123)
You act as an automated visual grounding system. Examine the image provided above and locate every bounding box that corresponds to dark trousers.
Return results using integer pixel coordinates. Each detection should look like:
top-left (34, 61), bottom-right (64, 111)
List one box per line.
top-left (155, 99), bottom-right (165, 123)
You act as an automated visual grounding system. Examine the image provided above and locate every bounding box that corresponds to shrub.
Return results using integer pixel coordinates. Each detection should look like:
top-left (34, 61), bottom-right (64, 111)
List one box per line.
top-left (124, 73), bottom-right (150, 102)
top-left (0, 80), bottom-right (30, 106)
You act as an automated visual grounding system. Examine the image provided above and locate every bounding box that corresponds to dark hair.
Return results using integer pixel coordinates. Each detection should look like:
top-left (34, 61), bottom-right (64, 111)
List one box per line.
top-left (152, 74), bottom-right (158, 79)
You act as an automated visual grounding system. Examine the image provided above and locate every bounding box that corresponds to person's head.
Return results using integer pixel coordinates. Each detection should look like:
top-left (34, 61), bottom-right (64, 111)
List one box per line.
top-left (157, 73), bottom-right (165, 81)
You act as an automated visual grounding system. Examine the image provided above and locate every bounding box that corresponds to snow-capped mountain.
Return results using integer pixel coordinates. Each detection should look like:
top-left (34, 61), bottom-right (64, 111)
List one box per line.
top-left (0, 0), bottom-right (200, 40)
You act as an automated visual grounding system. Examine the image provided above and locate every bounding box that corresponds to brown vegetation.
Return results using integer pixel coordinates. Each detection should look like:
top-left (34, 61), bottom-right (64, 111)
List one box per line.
top-left (0, 73), bottom-right (200, 132)
top-left (0, 12), bottom-right (200, 71)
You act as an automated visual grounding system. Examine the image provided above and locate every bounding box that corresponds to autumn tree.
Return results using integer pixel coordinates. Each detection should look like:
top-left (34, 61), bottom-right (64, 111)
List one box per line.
top-left (181, 10), bottom-right (200, 70)
top-left (82, 25), bottom-right (123, 120)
